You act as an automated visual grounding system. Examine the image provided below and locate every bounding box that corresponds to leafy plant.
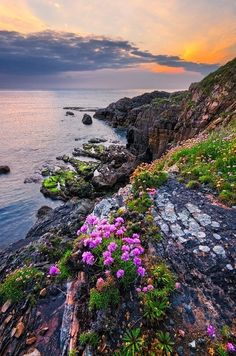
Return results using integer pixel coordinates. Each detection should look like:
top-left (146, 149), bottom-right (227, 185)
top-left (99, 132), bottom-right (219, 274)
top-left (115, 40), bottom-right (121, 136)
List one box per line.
top-left (79, 331), bottom-right (100, 348)
top-left (57, 249), bottom-right (72, 280)
top-left (156, 331), bottom-right (174, 354)
top-left (122, 328), bottom-right (143, 356)
top-left (127, 193), bottom-right (152, 214)
top-left (143, 294), bottom-right (170, 322)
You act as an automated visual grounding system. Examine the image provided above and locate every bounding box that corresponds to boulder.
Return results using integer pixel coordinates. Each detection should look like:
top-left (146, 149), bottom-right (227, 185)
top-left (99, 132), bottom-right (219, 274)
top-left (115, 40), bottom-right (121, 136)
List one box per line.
top-left (36, 206), bottom-right (53, 220)
top-left (82, 114), bottom-right (93, 125)
top-left (0, 165), bottom-right (10, 174)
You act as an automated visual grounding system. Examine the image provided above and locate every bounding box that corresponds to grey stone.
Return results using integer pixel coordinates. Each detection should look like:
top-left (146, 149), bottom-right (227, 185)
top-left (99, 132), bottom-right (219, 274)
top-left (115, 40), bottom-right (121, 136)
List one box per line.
top-left (193, 212), bottom-right (211, 226)
top-left (170, 223), bottom-right (185, 237)
top-left (226, 264), bottom-right (233, 270)
top-left (213, 245), bottom-right (226, 256)
top-left (212, 221), bottom-right (220, 228)
top-left (177, 346), bottom-right (185, 355)
top-left (186, 203), bottom-right (201, 214)
top-left (199, 245), bottom-right (210, 253)
top-left (213, 233), bottom-right (222, 240)
top-left (189, 340), bottom-right (196, 349)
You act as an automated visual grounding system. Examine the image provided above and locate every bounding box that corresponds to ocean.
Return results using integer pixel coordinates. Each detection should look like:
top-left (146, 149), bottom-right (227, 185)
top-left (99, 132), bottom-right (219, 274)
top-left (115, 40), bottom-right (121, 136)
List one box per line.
top-left (0, 89), bottom-right (154, 249)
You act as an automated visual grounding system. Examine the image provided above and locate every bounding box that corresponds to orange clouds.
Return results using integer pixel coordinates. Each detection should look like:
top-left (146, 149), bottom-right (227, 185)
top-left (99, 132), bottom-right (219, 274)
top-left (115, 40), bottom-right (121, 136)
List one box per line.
top-left (142, 63), bottom-right (185, 74)
top-left (0, 0), bottom-right (45, 33)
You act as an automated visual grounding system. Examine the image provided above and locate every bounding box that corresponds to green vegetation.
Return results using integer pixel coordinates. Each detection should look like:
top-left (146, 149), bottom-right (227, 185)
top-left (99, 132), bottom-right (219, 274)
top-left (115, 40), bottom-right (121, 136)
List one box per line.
top-left (155, 331), bottom-right (174, 354)
top-left (127, 192), bottom-right (152, 213)
top-left (89, 285), bottom-right (120, 311)
top-left (57, 249), bottom-right (73, 280)
top-left (200, 57), bottom-right (236, 94)
top-left (121, 328), bottom-right (143, 356)
top-left (167, 132), bottom-right (236, 204)
top-left (0, 267), bottom-right (43, 302)
top-left (79, 331), bottom-right (100, 348)
top-left (132, 169), bottom-right (168, 193)
top-left (83, 143), bottom-right (105, 155)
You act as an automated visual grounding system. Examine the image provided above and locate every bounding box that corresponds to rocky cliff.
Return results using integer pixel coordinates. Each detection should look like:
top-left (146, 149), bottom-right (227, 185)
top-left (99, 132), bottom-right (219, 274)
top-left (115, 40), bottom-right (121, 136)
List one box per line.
top-left (94, 58), bottom-right (236, 159)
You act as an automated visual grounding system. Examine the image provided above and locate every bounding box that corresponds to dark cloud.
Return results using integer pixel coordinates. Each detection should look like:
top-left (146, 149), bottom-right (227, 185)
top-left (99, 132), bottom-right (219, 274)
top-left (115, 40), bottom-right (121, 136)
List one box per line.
top-left (0, 30), bottom-right (219, 76)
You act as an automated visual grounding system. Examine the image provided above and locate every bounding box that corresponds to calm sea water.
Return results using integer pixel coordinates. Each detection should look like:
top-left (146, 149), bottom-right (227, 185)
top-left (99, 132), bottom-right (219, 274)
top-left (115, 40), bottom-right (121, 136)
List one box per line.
top-left (0, 89), bottom-right (153, 249)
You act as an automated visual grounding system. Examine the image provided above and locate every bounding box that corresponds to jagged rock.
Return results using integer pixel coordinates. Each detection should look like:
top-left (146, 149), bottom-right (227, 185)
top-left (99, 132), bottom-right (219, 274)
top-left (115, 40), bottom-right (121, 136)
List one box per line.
top-left (39, 288), bottom-right (47, 297)
top-left (1, 300), bottom-right (11, 313)
top-left (0, 165), bottom-right (10, 174)
top-left (88, 137), bottom-right (107, 143)
top-left (14, 321), bottom-right (25, 338)
top-left (23, 348), bottom-right (41, 356)
top-left (82, 113), bottom-right (93, 125)
top-left (95, 58), bottom-right (236, 159)
top-left (26, 336), bottom-right (37, 345)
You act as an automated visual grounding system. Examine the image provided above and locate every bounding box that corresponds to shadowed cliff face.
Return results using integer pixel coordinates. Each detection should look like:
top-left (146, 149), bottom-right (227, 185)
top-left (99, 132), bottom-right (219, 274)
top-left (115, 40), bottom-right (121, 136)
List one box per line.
top-left (94, 58), bottom-right (236, 159)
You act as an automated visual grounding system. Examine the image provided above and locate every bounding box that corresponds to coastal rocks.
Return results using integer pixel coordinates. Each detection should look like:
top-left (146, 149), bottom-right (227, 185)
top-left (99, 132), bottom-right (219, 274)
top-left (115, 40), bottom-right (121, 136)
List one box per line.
top-left (65, 111), bottom-right (74, 116)
top-left (94, 90), bottom-right (170, 127)
top-left (36, 206), bottom-right (53, 220)
top-left (0, 165), bottom-right (10, 174)
top-left (95, 59), bottom-right (236, 160)
top-left (88, 137), bottom-right (107, 144)
top-left (82, 113), bottom-right (93, 125)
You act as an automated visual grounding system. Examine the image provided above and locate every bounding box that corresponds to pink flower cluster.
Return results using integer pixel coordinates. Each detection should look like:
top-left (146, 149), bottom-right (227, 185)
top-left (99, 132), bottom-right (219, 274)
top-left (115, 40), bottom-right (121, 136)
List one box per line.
top-left (78, 215), bottom-right (147, 280)
top-left (136, 284), bottom-right (154, 293)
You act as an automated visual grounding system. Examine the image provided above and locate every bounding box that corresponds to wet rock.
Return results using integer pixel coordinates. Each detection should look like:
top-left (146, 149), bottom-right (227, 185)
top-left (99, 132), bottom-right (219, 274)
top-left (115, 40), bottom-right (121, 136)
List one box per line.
top-left (189, 340), bottom-right (196, 349)
top-left (177, 346), bottom-right (185, 355)
top-left (82, 113), bottom-right (93, 125)
top-left (88, 137), bottom-right (107, 143)
top-left (65, 111), bottom-right (74, 116)
top-left (0, 165), bottom-right (10, 174)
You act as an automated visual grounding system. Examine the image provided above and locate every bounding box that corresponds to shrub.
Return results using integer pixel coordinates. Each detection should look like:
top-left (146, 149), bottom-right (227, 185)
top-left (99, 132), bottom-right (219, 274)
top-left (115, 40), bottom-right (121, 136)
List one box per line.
top-left (57, 249), bottom-right (73, 280)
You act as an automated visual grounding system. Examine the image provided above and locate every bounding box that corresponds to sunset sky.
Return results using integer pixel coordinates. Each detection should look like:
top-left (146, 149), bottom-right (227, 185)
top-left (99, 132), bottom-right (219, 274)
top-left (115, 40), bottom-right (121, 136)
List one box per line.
top-left (0, 0), bottom-right (235, 89)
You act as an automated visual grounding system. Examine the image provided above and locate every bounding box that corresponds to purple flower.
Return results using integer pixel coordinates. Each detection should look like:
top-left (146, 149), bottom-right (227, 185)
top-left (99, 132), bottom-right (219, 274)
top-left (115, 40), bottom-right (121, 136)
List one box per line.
top-left (104, 257), bottom-right (114, 266)
top-left (103, 250), bottom-right (112, 259)
top-left (132, 238), bottom-right (141, 244)
top-left (101, 218), bottom-right (107, 225)
top-left (49, 265), bottom-right (60, 276)
top-left (207, 325), bottom-right (216, 338)
top-left (107, 242), bottom-right (118, 252)
top-left (104, 231), bottom-right (111, 238)
top-left (116, 227), bottom-right (126, 236)
top-left (79, 224), bottom-right (88, 234)
top-left (86, 215), bottom-right (98, 225)
top-left (133, 257), bottom-right (142, 266)
top-left (116, 269), bottom-right (125, 278)
top-left (115, 217), bottom-right (124, 225)
top-left (130, 248), bottom-right (142, 257)
top-left (142, 287), bottom-right (148, 293)
top-left (137, 266), bottom-right (146, 277)
top-left (109, 224), bottom-right (117, 233)
top-left (136, 287), bottom-right (141, 293)
top-left (82, 251), bottom-right (95, 265)
top-left (227, 342), bottom-right (236, 352)
top-left (147, 284), bottom-right (154, 291)
top-left (132, 233), bottom-right (140, 239)
top-left (121, 251), bottom-right (130, 261)
top-left (121, 245), bottom-right (130, 252)
top-left (122, 237), bottom-right (134, 244)
top-left (136, 245), bottom-right (144, 254)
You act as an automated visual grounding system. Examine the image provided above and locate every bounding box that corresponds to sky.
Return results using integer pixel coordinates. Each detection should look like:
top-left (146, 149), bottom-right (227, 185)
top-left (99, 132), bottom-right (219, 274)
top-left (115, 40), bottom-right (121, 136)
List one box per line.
top-left (0, 0), bottom-right (235, 89)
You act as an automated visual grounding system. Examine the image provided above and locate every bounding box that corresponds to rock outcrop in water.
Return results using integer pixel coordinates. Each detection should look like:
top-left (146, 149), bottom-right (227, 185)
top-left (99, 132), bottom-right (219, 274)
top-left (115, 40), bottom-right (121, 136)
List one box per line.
top-left (95, 58), bottom-right (236, 159)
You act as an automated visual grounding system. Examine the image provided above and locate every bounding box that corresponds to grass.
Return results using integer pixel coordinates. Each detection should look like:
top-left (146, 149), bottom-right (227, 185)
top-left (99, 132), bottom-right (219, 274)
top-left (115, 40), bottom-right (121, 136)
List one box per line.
top-left (167, 132), bottom-right (236, 204)
top-left (89, 285), bottom-right (120, 311)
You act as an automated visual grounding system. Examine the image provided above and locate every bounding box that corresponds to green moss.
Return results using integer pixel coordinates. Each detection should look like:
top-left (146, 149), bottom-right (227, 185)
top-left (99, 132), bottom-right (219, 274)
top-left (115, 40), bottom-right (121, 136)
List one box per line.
top-left (69, 159), bottom-right (99, 177)
top-left (0, 267), bottom-right (43, 303)
top-left (127, 193), bottom-right (152, 214)
top-left (133, 170), bottom-right (168, 193)
top-left (83, 143), bottom-right (105, 155)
